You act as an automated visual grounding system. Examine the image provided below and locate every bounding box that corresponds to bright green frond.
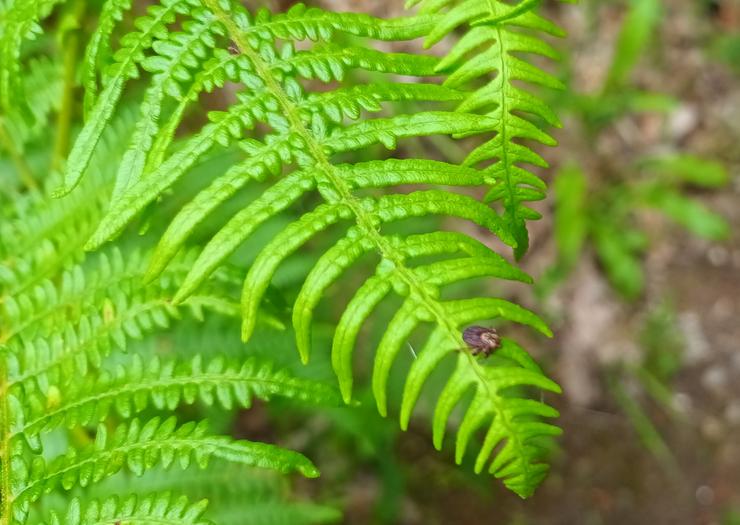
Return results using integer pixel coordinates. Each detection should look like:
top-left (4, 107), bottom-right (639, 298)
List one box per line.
top-left (41, 492), bottom-right (212, 525)
top-left (15, 353), bottom-right (341, 440)
top-left (61, 0), bottom-right (193, 194)
top-left (12, 417), bottom-right (317, 520)
top-left (0, 109), bottom-right (135, 296)
top-left (413, 0), bottom-right (566, 259)
top-left (92, 462), bottom-right (343, 525)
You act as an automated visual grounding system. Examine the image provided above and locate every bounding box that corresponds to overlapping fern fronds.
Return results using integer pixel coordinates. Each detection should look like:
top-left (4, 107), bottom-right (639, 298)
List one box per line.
top-left (1, 119), bottom-right (341, 525)
top-left (0, 109), bottom-right (133, 296)
top-left (0, 242), bottom-right (340, 523)
top-left (49, 0), bottom-right (567, 498)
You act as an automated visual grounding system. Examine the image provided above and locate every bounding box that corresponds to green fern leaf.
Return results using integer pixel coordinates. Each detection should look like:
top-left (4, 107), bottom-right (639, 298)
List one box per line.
top-left (90, 462), bottom-right (343, 525)
top-left (41, 492), bottom-right (211, 525)
top-left (60, 0), bottom-right (193, 194)
top-left (16, 353), bottom-right (341, 440)
top-left (413, 0), bottom-right (566, 258)
top-left (11, 417), bottom-right (318, 521)
top-left (0, 0), bottom-right (63, 111)
top-left (1, 143), bottom-right (334, 523)
top-left (0, 108), bottom-right (136, 297)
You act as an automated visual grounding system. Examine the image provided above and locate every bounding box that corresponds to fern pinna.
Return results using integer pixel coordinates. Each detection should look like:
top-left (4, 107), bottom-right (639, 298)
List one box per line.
top-left (2, 0), bottom-right (568, 503)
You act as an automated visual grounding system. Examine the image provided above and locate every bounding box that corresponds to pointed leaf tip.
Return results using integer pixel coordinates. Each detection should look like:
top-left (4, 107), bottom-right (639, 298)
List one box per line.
top-left (51, 186), bottom-right (73, 199)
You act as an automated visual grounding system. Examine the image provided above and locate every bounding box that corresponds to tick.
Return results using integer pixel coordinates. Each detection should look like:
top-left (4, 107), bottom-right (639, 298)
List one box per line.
top-left (462, 326), bottom-right (501, 357)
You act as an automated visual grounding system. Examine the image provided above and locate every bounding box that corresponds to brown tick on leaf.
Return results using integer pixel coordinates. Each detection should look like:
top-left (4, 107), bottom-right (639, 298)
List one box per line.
top-left (462, 326), bottom-right (501, 357)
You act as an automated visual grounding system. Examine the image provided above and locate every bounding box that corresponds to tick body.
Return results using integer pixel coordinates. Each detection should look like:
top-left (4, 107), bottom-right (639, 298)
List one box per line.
top-left (462, 326), bottom-right (501, 357)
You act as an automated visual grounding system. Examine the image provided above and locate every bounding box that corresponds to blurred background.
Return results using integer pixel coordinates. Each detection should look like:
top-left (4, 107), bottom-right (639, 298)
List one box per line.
top-left (244, 1), bottom-right (740, 523)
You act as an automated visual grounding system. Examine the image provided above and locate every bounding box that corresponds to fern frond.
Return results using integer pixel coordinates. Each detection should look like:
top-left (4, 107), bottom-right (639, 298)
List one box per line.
top-left (15, 353), bottom-right (341, 441)
top-left (111, 4), bottom-right (222, 199)
top-left (1, 246), bottom-right (328, 524)
top-left (87, 466), bottom-right (341, 525)
top-left (41, 492), bottom-right (211, 525)
top-left (11, 417), bottom-right (317, 522)
top-left (60, 2), bottom-right (438, 194)
top-left (92, 461), bottom-right (279, 498)
top-left (412, 0), bottom-right (566, 258)
top-left (0, 108), bottom-right (136, 297)
top-left (2, 247), bottom-right (252, 403)
top-left (63, 0), bottom-right (199, 192)
top-left (2, 245), bottom-right (235, 341)
top-left (90, 462), bottom-right (342, 525)
top-left (60, 0), bottom-right (565, 498)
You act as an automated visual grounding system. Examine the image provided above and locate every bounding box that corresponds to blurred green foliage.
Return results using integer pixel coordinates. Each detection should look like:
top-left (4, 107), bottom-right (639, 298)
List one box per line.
top-left (539, 0), bottom-right (731, 485)
top-left (545, 0), bottom-right (729, 300)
